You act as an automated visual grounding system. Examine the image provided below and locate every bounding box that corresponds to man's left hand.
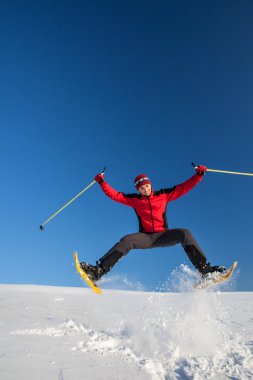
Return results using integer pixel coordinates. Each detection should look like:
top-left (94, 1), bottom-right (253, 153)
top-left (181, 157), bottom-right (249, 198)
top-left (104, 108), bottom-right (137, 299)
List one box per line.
top-left (196, 165), bottom-right (207, 176)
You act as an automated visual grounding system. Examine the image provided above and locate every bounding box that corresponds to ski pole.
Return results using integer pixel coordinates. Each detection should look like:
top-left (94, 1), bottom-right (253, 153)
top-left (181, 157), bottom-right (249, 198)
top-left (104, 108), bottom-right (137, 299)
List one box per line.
top-left (40, 166), bottom-right (106, 230)
top-left (192, 162), bottom-right (253, 177)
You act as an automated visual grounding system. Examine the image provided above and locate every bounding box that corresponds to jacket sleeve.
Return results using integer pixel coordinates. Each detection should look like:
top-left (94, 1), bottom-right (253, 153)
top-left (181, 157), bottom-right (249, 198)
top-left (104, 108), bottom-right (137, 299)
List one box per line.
top-left (165, 174), bottom-right (204, 202)
top-left (99, 181), bottom-right (133, 206)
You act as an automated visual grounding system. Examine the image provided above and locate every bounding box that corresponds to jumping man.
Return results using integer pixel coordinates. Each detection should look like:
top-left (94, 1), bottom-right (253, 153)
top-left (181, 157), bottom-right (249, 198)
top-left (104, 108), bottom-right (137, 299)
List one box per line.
top-left (80, 165), bottom-right (226, 282)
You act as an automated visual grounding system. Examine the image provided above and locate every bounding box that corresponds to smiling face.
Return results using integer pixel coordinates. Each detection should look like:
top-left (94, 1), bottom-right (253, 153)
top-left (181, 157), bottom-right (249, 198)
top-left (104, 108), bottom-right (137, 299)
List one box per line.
top-left (138, 183), bottom-right (152, 197)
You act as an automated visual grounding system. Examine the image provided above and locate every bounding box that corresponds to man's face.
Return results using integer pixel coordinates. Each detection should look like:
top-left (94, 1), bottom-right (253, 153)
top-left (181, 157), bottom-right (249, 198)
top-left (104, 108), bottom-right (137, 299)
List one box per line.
top-left (138, 183), bottom-right (152, 196)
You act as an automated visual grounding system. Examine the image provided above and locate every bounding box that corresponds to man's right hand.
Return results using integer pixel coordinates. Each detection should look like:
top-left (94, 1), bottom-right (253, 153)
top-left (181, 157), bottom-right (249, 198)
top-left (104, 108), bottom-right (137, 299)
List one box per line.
top-left (94, 173), bottom-right (105, 184)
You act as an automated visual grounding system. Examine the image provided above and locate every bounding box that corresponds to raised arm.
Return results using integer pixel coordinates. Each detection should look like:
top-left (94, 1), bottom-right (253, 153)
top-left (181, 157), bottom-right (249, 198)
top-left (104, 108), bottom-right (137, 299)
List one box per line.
top-left (94, 173), bottom-right (133, 206)
top-left (165, 165), bottom-right (207, 202)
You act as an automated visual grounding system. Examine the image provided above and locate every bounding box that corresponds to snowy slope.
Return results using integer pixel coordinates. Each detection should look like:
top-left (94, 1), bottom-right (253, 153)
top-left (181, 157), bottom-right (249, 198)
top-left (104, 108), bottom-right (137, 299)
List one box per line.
top-left (0, 284), bottom-right (253, 380)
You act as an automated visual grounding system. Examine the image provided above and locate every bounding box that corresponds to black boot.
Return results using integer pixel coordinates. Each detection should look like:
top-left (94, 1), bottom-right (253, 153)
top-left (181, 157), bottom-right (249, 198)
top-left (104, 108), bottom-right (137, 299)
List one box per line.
top-left (80, 261), bottom-right (106, 282)
top-left (99, 250), bottom-right (124, 273)
top-left (200, 262), bottom-right (227, 277)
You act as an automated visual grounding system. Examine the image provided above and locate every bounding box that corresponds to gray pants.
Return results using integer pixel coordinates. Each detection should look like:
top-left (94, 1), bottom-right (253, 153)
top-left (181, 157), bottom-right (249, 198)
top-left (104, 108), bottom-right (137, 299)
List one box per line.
top-left (99, 228), bottom-right (207, 274)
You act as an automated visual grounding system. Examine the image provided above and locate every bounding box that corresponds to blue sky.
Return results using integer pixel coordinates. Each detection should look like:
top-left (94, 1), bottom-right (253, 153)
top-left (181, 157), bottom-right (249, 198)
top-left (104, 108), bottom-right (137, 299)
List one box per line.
top-left (0, 1), bottom-right (252, 291)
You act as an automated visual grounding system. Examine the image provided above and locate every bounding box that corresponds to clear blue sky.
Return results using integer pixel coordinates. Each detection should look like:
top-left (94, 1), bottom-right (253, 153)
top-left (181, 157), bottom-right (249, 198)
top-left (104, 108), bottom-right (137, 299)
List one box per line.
top-left (0, 1), bottom-right (252, 291)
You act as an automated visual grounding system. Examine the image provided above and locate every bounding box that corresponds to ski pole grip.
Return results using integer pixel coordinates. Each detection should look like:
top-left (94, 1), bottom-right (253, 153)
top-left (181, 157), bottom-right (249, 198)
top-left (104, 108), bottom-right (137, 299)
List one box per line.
top-left (191, 162), bottom-right (197, 169)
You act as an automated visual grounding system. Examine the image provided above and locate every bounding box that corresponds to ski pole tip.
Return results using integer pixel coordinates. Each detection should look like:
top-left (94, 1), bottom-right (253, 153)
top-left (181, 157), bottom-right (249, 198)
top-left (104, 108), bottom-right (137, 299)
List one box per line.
top-left (40, 225), bottom-right (44, 231)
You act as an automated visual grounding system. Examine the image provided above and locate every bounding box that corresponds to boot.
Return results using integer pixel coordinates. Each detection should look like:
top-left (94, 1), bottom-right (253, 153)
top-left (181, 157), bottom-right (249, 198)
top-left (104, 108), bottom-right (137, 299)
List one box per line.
top-left (80, 261), bottom-right (106, 282)
top-left (200, 262), bottom-right (227, 277)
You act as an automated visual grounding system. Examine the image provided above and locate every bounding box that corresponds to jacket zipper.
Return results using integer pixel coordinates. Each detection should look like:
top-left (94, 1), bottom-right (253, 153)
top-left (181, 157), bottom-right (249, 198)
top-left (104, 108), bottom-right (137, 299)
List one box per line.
top-left (147, 197), bottom-right (155, 232)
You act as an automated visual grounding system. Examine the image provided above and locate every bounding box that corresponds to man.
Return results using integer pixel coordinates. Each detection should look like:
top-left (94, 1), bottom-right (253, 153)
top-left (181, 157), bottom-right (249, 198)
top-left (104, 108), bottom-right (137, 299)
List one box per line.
top-left (80, 165), bottom-right (226, 282)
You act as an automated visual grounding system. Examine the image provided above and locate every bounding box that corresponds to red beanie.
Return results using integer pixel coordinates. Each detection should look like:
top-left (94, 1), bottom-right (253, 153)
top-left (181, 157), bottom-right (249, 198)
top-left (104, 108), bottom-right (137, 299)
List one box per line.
top-left (134, 174), bottom-right (151, 190)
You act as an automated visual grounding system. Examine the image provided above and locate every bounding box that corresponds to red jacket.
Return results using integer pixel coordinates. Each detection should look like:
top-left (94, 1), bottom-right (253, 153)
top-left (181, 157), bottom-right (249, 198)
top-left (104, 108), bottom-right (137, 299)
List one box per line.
top-left (100, 174), bottom-right (203, 233)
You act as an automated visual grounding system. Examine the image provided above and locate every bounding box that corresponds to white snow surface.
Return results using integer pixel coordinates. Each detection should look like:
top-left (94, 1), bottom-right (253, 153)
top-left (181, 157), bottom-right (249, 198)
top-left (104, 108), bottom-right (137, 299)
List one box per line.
top-left (1, 284), bottom-right (253, 380)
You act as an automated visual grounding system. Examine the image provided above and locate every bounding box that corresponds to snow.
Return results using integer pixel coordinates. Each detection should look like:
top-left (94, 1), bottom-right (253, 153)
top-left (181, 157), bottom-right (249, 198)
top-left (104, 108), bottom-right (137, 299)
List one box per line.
top-left (0, 284), bottom-right (253, 380)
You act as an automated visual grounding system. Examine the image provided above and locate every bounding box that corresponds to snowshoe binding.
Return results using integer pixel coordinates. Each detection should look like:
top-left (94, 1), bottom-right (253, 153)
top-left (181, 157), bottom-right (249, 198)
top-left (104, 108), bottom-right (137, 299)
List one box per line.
top-left (195, 261), bottom-right (237, 290)
top-left (79, 261), bottom-right (105, 282)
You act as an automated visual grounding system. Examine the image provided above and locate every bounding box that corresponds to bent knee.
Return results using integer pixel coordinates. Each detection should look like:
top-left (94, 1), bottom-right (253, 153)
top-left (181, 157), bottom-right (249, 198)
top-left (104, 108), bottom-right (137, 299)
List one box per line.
top-left (180, 228), bottom-right (192, 236)
top-left (120, 234), bottom-right (133, 242)
top-left (177, 228), bottom-right (193, 242)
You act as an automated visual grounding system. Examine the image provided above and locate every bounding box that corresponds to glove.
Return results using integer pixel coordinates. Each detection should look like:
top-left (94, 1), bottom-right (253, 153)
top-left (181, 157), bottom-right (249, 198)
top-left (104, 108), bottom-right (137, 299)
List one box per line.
top-left (94, 173), bottom-right (105, 184)
top-left (195, 165), bottom-right (207, 176)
